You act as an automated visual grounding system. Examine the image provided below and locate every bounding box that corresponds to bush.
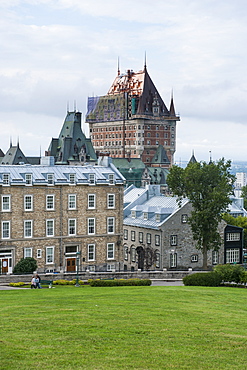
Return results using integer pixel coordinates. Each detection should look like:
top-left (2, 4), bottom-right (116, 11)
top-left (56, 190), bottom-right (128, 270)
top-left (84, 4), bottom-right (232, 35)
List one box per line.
top-left (89, 279), bottom-right (151, 287)
top-left (213, 264), bottom-right (245, 284)
top-left (9, 282), bottom-right (26, 287)
top-left (53, 279), bottom-right (84, 285)
top-left (183, 272), bottom-right (222, 287)
top-left (13, 258), bottom-right (37, 275)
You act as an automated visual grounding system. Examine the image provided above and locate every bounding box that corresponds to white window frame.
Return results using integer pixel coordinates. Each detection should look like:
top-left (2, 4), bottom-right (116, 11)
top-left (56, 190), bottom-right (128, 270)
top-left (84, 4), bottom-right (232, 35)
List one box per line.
top-left (88, 244), bottom-right (95, 261)
top-left (146, 233), bottom-right (151, 244)
top-left (2, 195), bottom-right (11, 212)
top-left (170, 253), bottom-right (177, 268)
top-left (88, 194), bottom-right (96, 209)
top-left (107, 217), bottom-right (115, 234)
top-left (143, 212), bottom-right (148, 220)
top-left (155, 235), bottom-right (160, 246)
top-left (212, 250), bottom-right (219, 265)
top-left (89, 173), bottom-right (95, 184)
top-left (46, 195), bottom-right (54, 210)
top-left (124, 246), bottom-right (128, 260)
top-left (37, 249), bottom-right (42, 258)
top-left (24, 195), bottom-right (33, 211)
top-left (88, 218), bottom-right (95, 235)
top-left (107, 243), bottom-right (115, 260)
top-left (25, 173), bottom-right (32, 185)
top-left (47, 174), bottom-right (54, 185)
top-left (124, 229), bottom-right (128, 240)
top-left (191, 254), bottom-right (198, 262)
top-left (69, 173), bottom-right (76, 184)
top-left (107, 194), bottom-right (115, 209)
top-left (131, 210), bottom-right (136, 218)
top-left (68, 194), bottom-right (76, 210)
top-left (24, 220), bottom-right (33, 238)
top-left (46, 219), bottom-right (54, 237)
top-left (139, 232), bottom-right (143, 243)
top-left (131, 247), bottom-right (136, 262)
top-left (155, 214), bottom-right (161, 222)
top-left (226, 248), bottom-right (240, 264)
top-left (170, 235), bottom-right (177, 246)
top-left (2, 174), bottom-right (10, 185)
top-left (24, 247), bottom-right (32, 258)
top-left (131, 230), bottom-right (135, 241)
top-left (46, 246), bottom-right (54, 264)
top-left (68, 218), bottom-right (76, 236)
top-left (226, 233), bottom-right (240, 241)
top-left (2, 221), bottom-right (10, 239)
top-left (108, 173), bottom-right (114, 184)
top-left (181, 214), bottom-right (188, 223)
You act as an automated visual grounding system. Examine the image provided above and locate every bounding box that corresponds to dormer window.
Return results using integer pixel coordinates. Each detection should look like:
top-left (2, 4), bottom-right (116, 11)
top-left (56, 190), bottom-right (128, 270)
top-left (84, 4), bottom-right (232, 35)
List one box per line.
top-left (47, 174), bottom-right (54, 185)
top-left (131, 210), bottom-right (136, 218)
top-left (25, 174), bottom-right (32, 185)
top-left (155, 214), bottom-right (161, 222)
top-left (69, 173), bottom-right (76, 184)
top-left (108, 174), bottom-right (114, 184)
top-left (89, 173), bottom-right (95, 184)
top-left (2, 174), bottom-right (10, 185)
top-left (143, 212), bottom-right (148, 220)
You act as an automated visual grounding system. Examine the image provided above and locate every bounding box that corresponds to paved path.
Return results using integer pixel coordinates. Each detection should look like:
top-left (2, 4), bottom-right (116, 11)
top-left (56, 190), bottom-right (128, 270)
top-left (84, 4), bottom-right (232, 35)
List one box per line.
top-left (0, 285), bottom-right (26, 290)
top-left (151, 280), bottom-right (184, 286)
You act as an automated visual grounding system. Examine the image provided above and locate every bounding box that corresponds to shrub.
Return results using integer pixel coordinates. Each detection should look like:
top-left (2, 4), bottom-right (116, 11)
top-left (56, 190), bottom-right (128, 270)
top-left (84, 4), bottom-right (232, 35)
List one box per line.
top-left (13, 258), bottom-right (37, 275)
top-left (9, 282), bottom-right (26, 287)
top-left (53, 279), bottom-right (84, 285)
top-left (183, 272), bottom-right (222, 287)
top-left (213, 264), bottom-right (245, 284)
top-left (89, 279), bottom-right (151, 287)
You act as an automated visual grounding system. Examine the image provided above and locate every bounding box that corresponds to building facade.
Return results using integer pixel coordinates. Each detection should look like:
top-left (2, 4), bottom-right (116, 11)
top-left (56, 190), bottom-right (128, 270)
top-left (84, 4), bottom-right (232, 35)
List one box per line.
top-left (0, 158), bottom-right (125, 274)
top-left (86, 65), bottom-right (180, 167)
top-left (123, 185), bottom-right (244, 271)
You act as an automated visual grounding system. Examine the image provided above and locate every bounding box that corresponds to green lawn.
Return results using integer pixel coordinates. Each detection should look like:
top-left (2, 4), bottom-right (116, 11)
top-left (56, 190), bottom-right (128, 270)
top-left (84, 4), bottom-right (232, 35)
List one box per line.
top-left (0, 285), bottom-right (247, 369)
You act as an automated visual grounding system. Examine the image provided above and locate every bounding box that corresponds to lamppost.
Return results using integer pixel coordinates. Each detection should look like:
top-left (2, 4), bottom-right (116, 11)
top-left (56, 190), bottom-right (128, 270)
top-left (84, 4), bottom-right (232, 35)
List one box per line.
top-left (75, 251), bottom-right (81, 287)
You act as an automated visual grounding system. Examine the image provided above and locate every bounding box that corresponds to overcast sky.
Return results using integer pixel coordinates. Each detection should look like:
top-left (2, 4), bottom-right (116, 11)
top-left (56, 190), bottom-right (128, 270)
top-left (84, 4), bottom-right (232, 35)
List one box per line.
top-left (1, 0), bottom-right (247, 163)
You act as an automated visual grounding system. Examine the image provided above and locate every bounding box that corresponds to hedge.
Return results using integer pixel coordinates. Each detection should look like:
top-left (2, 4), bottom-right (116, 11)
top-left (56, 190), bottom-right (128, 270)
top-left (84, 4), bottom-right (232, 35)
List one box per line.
top-left (53, 279), bottom-right (84, 285)
top-left (183, 272), bottom-right (222, 287)
top-left (213, 264), bottom-right (245, 284)
top-left (88, 279), bottom-right (152, 287)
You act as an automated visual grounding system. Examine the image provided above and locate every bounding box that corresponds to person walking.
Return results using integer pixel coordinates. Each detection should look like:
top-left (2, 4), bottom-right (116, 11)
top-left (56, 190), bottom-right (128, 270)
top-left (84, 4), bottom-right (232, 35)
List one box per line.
top-left (31, 276), bottom-right (36, 289)
top-left (36, 274), bottom-right (41, 289)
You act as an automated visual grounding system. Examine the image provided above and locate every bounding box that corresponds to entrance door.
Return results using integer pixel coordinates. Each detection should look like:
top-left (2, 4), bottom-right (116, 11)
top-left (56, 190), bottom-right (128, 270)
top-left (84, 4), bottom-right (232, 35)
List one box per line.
top-left (2, 259), bottom-right (8, 274)
top-left (136, 247), bottom-right (144, 270)
top-left (66, 258), bottom-right (76, 272)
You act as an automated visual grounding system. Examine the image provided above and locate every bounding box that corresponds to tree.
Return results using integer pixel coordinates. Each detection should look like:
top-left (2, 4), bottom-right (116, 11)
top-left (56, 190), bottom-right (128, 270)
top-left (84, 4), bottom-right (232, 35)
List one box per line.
top-left (241, 185), bottom-right (247, 209)
top-left (13, 257), bottom-right (37, 275)
top-left (167, 158), bottom-right (235, 270)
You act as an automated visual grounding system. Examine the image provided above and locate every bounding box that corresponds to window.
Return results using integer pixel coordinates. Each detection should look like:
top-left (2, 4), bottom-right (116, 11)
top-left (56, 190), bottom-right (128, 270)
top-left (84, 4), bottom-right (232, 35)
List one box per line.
top-left (155, 214), bottom-right (161, 222)
top-left (46, 219), bottom-right (54, 237)
top-left (3, 174), bottom-right (10, 185)
top-left (88, 194), bottom-right (95, 209)
top-left (47, 174), bottom-right (54, 185)
top-left (68, 219), bottom-right (76, 236)
top-left (107, 194), bottom-right (115, 208)
top-left (37, 249), bottom-right (42, 258)
top-left (131, 247), bottom-right (136, 262)
top-left (24, 195), bottom-right (33, 211)
top-left (68, 194), bottom-right (76, 210)
top-left (139, 232), bottom-right (143, 243)
top-left (156, 252), bottom-right (160, 268)
top-left (24, 220), bottom-right (33, 238)
top-left (2, 195), bottom-right (10, 211)
top-left (107, 263), bottom-right (115, 271)
top-left (124, 229), bottom-right (128, 240)
top-left (69, 173), bottom-right (76, 184)
top-left (24, 247), bottom-right (32, 258)
top-left (181, 214), bottom-right (188, 223)
top-left (46, 247), bottom-right (54, 264)
top-left (25, 173), bottom-right (32, 185)
top-left (170, 235), bottom-right (177, 246)
top-left (108, 174), bottom-right (114, 184)
top-left (226, 233), bottom-right (240, 241)
top-left (89, 173), bottom-right (95, 184)
top-left (212, 250), bottom-right (219, 265)
top-left (191, 254), bottom-right (198, 262)
top-left (88, 218), bottom-right (95, 235)
top-left (2, 221), bottom-right (10, 239)
top-left (155, 235), bottom-right (160, 246)
top-left (88, 244), bottom-right (95, 261)
top-left (46, 195), bottom-right (54, 210)
top-left (147, 233), bottom-right (151, 244)
top-left (131, 210), bottom-right (136, 218)
top-left (107, 243), bottom-right (114, 260)
top-left (226, 248), bottom-right (240, 263)
top-left (143, 212), bottom-right (148, 220)
top-left (131, 230), bottom-right (135, 241)
top-left (124, 246), bottom-right (128, 260)
top-left (107, 217), bottom-right (115, 234)
top-left (170, 253), bottom-right (177, 268)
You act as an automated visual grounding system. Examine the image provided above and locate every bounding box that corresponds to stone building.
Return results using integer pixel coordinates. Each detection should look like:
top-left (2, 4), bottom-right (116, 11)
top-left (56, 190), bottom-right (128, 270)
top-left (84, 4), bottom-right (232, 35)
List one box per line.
top-left (86, 64), bottom-right (180, 167)
top-left (123, 185), bottom-right (244, 271)
top-left (0, 157), bottom-right (125, 274)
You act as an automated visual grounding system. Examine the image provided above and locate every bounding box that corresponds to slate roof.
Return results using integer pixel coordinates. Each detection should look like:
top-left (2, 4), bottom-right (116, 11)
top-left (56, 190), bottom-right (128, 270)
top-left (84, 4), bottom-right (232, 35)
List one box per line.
top-left (0, 144), bottom-right (29, 165)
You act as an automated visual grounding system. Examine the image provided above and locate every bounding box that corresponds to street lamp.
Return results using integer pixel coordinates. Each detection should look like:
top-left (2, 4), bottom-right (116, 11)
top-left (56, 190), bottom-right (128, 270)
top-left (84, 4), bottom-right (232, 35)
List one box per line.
top-left (75, 251), bottom-right (81, 287)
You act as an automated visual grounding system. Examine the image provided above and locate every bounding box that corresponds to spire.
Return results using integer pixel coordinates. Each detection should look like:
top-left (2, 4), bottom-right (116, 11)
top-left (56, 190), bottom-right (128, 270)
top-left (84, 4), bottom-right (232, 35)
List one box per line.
top-left (10, 137), bottom-right (12, 148)
top-left (117, 57), bottom-right (120, 76)
top-left (169, 90), bottom-right (176, 117)
top-left (144, 51), bottom-right (147, 72)
top-left (209, 150), bottom-right (212, 164)
top-left (189, 150), bottom-right (197, 164)
top-left (17, 136), bottom-right (19, 148)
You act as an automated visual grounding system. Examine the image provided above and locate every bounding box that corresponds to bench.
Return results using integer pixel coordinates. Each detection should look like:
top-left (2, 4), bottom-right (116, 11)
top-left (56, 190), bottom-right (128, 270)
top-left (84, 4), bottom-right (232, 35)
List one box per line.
top-left (40, 280), bottom-right (53, 288)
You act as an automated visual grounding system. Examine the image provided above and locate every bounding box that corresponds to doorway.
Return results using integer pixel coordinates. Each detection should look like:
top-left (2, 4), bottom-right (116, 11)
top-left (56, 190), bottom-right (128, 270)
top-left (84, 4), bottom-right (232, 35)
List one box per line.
top-left (66, 258), bottom-right (76, 272)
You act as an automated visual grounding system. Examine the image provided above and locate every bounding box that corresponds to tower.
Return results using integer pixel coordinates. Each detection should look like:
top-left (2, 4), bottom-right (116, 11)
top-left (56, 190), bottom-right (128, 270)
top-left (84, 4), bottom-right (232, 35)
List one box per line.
top-left (86, 64), bottom-right (180, 167)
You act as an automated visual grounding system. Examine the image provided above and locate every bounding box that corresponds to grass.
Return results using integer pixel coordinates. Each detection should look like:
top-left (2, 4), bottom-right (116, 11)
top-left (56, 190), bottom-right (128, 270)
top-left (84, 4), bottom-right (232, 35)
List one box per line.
top-left (0, 285), bottom-right (247, 369)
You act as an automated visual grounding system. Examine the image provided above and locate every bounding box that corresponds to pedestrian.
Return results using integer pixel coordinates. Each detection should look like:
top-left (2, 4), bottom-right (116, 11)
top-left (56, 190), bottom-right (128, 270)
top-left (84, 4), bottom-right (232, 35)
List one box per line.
top-left (36, 274), bottom-right (41, 289)
top-left (31, 276), bottom-right (36, 289)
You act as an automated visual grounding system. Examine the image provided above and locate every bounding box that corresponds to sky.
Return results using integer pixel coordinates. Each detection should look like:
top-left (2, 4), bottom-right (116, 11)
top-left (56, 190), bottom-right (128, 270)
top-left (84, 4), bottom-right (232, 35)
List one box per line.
top-left (0, 0), bottom-right (247, 164)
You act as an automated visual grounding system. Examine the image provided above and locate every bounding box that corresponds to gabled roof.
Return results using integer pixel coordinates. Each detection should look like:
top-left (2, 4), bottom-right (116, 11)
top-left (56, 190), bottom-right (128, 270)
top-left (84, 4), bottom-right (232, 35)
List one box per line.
top-left (151, 145), bottom-right (170, 165)
top-left (0, 143), bottom-right (29, 165)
